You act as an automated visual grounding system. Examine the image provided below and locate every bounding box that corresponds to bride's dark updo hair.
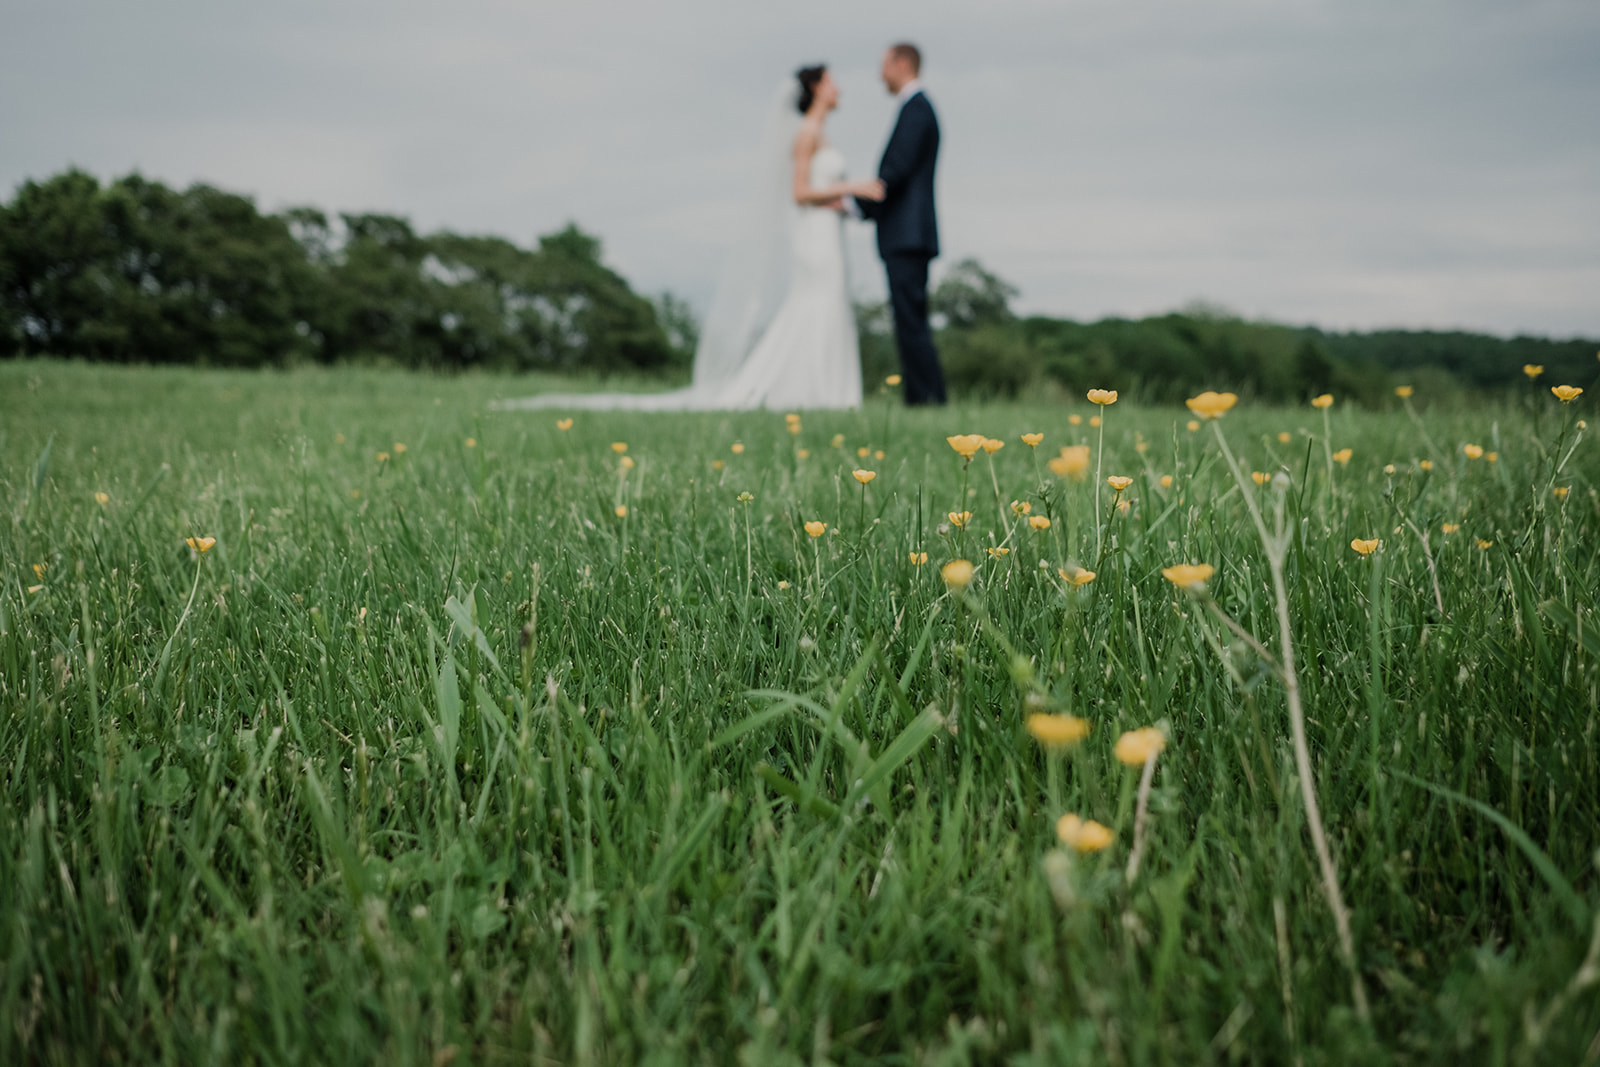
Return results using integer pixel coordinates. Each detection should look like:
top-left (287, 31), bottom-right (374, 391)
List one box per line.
top-left (795, 65), bottom-right (826, 114)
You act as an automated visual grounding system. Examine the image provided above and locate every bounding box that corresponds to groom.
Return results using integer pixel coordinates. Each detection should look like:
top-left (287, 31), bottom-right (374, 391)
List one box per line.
top-left (852, 43), bottom-right (947, 406)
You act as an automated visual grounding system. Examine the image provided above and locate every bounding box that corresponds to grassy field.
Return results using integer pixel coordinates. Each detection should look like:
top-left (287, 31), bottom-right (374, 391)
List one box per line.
top-left (2, 358), bottom-right (1598, 1065)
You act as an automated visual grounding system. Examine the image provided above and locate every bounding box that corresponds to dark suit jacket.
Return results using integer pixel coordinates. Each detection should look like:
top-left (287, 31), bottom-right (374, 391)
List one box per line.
top-left (857, 91), bottom-right (940, 259)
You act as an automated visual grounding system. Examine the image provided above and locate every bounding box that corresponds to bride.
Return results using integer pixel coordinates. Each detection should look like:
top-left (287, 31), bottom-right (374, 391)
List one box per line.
top-left (495, 65), bottom-right (883, 412)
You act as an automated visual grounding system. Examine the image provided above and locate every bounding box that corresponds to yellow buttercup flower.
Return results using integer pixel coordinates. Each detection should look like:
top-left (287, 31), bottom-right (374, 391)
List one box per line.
top-left (1059, 566), bottom-right (1096, 587)
top-left (465, 437), bottom-right (477, 448)
top-left (376, 451), bottom-right (391, 463)
top-left (885, 374), bottom-right (902, 386)
top-left (32, 563), bottom-right (46, 579)
top-left (1251, 471), bottom-right (1269, 486)
top-left (392, 442), bottom-right (407, 454)
top-left (334, 433), bottom-right (346, 444)
top-left (27, 584), bottom-right (44, 594)
top-left (1523, 364), bottom-right (1543, 379)
top-left (1087, 388), bottom-right (1118, 406)
top-left (731, 442), bottom-right (745, 454)
top-left (1027, 713), bottom-right (1090, 748)
top-left (711, 459), bottom-right (725, 470)
top-left (1185, 392), bottom-right (1238, 420)
top-left (940, 559), bottom-right (974, 589)
top-left (909, 551), bottom-right (928, 565)
top-left (981, 438), bottom-right (1005, 454)
top-left (1486, 452), bottom-right (1498, 463)
top-left (1159, 475), bottom-right (1173, 489)
top-left (1068, 414), bottom-right (1083, 426)
top-left (777, 580), bottom-right (791, 590)
top-left (787, 420), bottom-right (802, 435)
top-left (831, 433), bottom-right (845, 448)
top-left (857, 446), bottom-right (871, 458)
top-left (556, 418), bottom-right (573, 431)
top-left (1476, 539), bottom-right (1493, 550)
top-left (1277, 432), bottom-right (1292, 444)
top-left (785, 412), bottom-right (801, 423)
top-left (615, 505), bottom-right (628, 518)
top-left (1106, 475), bottom-right (1132, 492)
top-left (1441, 523), bottom-right (1459, 534)
top-left (611, 442), bottom-right (628, 453)
top-left (853, 469), bottom-right (877, 484)
top-left (1029, 515), bottom-right (1051, 531)
top-left (1056, 814), bottom-right (1115, 853)
top-left (946, 434), bottom-right (985, 459)
top-left (986, 547), bottom-right (1010, 558)
top-left (94, 492), bottom-right (110, 505)
top-left (1384, 464), bottom-right (1397, 474)
top-left (186, 536), bottom-right (217, 553)
top-left (1011, 500), bottom-right (1032, 516)
top-left (1350, 538), bottom-right (1380, 555)
top-left (1395, 385), bottom-right (1414, 398)
top-left (1333, 448), bottom-right (1353, 465)
top-left (1089, 416), bottom-right (1101, 428)
top-left (620, 455), bottom-right (635, 470)
top-left (1462, 444), bottom-right (1484, 459)
top-left (948, 511), bottom-right (973, 528)
top-left (1048, 445), bottom-right (1091, 480)
top-left (1186, 420), bottom-right (1201, 432)
top-left (874, 449), bottom-right (885, 460)
top-left (1553, 486), bottom-right (1569, 499)
top-left (805, 521), bottom-right (827, 538)
top-left (1161, 563), bottom-right (1214, 588)
top-left (1311, 394), bottom-right (1333, 409)
top-left (1114, 727), bottom-right (1166, 766)
top-left (796, 449), bottom-right (811, 459)
top-left (1022, 432), bottom-right (1044, 448)
top-left (1551, 385), bottom-right (1583, 403)
top-left (1419, 460), bottom-right (1435, 471)
top-left (737, 492), bottom-right (754, 502)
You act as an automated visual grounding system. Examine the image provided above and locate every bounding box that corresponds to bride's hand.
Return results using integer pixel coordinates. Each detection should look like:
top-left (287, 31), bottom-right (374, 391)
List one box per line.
top-left (849, 179), bottom-right (886, 202)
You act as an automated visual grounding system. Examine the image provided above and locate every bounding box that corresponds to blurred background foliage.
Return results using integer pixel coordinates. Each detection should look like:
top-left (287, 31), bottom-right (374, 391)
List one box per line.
top-left (3, 170), bottom-right (1595, 401)
top-left (0, 170), bottom-right (684, 373)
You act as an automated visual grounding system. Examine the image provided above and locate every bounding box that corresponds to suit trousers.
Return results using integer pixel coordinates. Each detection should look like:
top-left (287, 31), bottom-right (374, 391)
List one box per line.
top-left (883, 252), bottom-right (946, 406)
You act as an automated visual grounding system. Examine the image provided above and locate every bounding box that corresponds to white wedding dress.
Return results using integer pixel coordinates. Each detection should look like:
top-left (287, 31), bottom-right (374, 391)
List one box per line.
top-left (495, 97), bottom-right (862, 413)
top-left (711, 145), bottom-right (862, 410)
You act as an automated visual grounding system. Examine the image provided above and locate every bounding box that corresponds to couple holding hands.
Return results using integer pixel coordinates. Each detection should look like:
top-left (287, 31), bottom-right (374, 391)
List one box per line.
top-left (505, 42), bottom-right (945, 413)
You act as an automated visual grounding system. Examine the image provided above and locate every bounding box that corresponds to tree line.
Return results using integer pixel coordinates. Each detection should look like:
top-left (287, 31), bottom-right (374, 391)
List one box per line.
top-left (4, 169), bottom-right (1592, 403)
top-left (0, 169), bottom-right (690, 371)
top-left (906, 260), bottom-right (1598, 405)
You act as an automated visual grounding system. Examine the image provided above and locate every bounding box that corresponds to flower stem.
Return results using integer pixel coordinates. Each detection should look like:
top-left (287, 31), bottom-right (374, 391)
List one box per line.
top-left (1320, 407), bottom-right (1335, 514)
top-left (1093, 415), bottom-right (1106, 558)
top-left (152, 554), bottom-right (205, 696)
top-left (1124, 752), bottom-right (1157, 883)
top-left (1212, 418), bottom-right (1369, 1022)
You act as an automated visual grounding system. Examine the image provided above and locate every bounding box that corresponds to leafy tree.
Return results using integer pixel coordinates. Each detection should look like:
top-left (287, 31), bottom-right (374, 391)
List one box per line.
top-left (0, 169), bottom-right (120, 357)
top-left (652, 293), bottom-right (699, 372)
top-left (0, 170), bottom-right (315, 365)
top-left (931, 257), bottom-right (1018, 330)
top-left (526, 224), bottom-right (673, 372)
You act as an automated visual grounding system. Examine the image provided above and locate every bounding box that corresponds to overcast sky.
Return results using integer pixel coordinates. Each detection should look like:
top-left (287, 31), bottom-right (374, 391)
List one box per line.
top-left (4, 0), bottom-right (1598, 336)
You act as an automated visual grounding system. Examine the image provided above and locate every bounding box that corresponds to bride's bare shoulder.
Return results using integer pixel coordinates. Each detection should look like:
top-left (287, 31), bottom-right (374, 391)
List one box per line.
top-left (792, 121), bottom-right (822, 156)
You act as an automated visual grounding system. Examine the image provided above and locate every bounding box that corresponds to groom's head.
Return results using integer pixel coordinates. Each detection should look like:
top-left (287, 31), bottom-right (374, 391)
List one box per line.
top-left (881, 43), bottom-right (920, 94)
